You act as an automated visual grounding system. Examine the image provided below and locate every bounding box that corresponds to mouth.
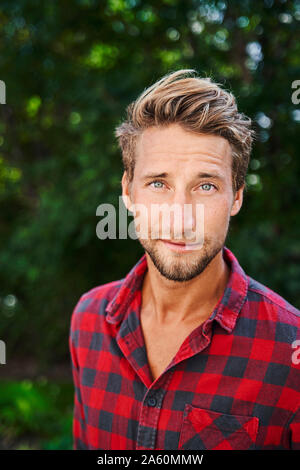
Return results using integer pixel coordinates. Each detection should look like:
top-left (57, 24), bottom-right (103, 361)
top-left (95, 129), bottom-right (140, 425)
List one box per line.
top-left (160, 239), bottom-right (202, 252)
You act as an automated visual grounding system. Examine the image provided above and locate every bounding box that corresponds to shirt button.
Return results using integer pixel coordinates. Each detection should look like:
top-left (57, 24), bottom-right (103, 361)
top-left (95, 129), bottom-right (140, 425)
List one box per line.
top-left (147, 397), bottom-right (157, 407)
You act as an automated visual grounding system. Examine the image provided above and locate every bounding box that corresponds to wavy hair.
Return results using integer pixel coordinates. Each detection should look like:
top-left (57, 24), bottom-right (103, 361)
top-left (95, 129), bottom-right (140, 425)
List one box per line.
top-left (115, 69), bottom-right (255, 193)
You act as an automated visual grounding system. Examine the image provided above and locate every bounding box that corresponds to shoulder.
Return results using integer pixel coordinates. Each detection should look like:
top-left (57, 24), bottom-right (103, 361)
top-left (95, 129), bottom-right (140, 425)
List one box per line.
top-left (69, 278), bottom-right (124, 330)
top-left (246, 275), bottom-right (300, 338)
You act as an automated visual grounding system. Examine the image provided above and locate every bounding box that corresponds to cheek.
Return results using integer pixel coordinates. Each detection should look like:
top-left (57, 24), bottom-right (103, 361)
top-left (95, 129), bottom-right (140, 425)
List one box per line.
top-left (130, 193), bottom-right (157, 237)
top-left (204, 200), bottom-right (231, 229)
top-left (133, 191), bottom-right (162, 222)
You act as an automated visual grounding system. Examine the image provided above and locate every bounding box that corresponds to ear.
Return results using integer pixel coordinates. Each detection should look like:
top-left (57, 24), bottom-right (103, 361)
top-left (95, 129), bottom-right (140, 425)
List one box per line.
top-left (121, 171), bottom-right (133, 212)
top-left (230, 184), bottom-right (244, 217)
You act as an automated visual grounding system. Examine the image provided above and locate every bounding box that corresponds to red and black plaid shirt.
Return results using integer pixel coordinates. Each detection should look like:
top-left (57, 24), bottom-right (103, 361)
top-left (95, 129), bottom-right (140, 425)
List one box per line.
top-left (69, 246), bottom-right (300, 450)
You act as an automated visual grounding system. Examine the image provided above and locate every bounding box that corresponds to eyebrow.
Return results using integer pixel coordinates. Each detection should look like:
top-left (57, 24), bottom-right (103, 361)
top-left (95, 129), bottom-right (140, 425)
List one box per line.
top-left (142, 172), bottom-right (225, 182)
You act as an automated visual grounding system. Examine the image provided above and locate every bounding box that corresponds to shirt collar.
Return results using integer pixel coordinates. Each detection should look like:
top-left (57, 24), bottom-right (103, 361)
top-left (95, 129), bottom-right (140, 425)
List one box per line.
top-left (105, 245), bottom-right (248, 333)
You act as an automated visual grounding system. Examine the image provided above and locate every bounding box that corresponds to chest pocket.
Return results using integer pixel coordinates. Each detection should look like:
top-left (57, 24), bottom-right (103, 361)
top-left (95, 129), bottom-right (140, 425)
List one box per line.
top-left (178, 404), bottom-right (259, 450)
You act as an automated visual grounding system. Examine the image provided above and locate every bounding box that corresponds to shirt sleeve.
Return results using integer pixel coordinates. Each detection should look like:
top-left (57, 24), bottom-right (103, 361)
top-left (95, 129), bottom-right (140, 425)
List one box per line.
top-left (69, 297), bottom-right (88, 450)
top-left (289, 405), bottom-right (300, 449)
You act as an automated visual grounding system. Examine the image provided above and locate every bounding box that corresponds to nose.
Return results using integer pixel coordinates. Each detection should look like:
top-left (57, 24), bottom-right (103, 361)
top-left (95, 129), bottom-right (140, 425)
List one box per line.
top-left (169, 191), bottom-right (196, 241)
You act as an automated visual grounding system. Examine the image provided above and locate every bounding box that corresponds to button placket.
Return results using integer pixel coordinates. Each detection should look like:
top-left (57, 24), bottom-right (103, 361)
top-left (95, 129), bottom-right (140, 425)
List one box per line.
top-left (136, 370), bottom-right (175, 450)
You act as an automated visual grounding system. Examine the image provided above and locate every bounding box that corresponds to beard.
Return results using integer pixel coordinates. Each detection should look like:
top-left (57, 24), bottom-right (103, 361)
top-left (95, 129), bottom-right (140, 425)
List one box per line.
top-left (137, 232), bottom-right (228, 282)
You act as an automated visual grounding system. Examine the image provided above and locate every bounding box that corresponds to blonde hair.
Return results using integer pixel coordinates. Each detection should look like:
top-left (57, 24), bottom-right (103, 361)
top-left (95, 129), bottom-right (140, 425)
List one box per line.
top-left (115, 69), bottom-right (255, 193)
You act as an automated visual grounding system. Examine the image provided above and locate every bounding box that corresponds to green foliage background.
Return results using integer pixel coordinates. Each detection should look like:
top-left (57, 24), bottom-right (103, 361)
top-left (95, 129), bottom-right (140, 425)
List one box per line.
top-left (0, 0), bottom-right (299, 448)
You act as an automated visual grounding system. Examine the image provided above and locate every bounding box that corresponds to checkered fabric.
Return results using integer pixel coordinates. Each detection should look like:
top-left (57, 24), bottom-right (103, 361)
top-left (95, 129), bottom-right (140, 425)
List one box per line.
top-left (69, 246), bottom-right (300, 450)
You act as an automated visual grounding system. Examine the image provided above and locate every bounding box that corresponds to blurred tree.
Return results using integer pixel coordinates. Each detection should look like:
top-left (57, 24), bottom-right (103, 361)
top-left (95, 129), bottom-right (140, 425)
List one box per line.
top-left (0, 0), bottom-right (299, 368)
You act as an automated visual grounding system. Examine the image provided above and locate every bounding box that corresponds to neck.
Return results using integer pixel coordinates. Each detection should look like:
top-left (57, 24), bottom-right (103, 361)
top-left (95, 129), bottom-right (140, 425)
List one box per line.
top-left (141, 249), bottom-right (230, 327)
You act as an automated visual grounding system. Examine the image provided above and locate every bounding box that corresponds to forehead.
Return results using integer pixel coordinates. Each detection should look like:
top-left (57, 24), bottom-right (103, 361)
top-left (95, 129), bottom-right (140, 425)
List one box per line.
top-left (135, 124), bottom-right (232, 175)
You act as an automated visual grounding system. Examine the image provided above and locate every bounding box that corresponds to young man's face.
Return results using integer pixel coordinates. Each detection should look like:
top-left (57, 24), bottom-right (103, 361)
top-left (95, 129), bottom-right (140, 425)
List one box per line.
top-left (122, 123), bottom-right (244, 282)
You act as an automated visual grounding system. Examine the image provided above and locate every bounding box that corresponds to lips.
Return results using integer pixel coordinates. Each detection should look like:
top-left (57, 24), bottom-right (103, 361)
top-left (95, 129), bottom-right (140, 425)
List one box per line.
top-left (161, 240), bottom-right (186, 245)
top-left (160, 239), bottom-right (198, 246)
top-left (159, 239), bottom-right (202, 253)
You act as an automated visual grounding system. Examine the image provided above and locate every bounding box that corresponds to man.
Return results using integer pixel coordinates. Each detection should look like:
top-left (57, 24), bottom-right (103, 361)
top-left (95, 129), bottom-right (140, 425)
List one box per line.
top-left (69, 69), bottom-right (300, 450)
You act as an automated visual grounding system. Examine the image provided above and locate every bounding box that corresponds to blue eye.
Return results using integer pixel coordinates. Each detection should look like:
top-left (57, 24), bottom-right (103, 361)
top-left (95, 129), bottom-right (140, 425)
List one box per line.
top-left (150, 180), bottom-right (164, 189)
top-left (200, 183), bottom-right (215, 191)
